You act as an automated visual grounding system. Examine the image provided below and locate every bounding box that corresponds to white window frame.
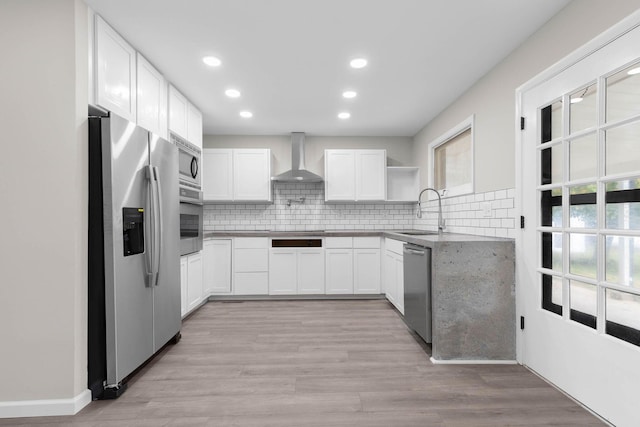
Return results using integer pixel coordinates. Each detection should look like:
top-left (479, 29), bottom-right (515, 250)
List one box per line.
top-left (428, 114), bottom-right (475, 199)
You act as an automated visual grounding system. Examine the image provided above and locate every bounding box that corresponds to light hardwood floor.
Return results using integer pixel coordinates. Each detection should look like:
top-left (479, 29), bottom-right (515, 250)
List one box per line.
top-left (1, 300), bottom-right (603, 426)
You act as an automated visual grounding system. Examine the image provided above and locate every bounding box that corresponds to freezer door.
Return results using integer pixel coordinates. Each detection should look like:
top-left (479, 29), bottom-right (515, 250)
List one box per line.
top-left (101, 114), bottom-right (154, 385)
top-left (149, 133), bottom-right (181, 351)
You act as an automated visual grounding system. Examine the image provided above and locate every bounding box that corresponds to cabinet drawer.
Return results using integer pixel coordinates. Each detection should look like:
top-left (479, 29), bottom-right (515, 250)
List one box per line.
top-left (234, 248), bottom-right (268, 272)
top-left (234, 272), bottom-right (268, 295)
top-left (353, 236), bottom-right (380, 249)
top-left (234, 237), bottom-right (269, 249)
top-left (324, 237), bottom-right (353, 248)
top-left (385, 238), bottom-right (404, 255)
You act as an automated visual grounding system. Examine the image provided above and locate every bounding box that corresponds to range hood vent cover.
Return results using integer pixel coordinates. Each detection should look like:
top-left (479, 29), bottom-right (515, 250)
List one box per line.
top-left (271, 132), bottom-right (323, 183)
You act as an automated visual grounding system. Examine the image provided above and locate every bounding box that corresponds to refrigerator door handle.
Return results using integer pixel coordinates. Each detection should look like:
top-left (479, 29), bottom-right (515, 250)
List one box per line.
top-left (153, 165), bottom-right (163, 286)
top-left (145, 165), bottom-right (157, 287)
top-left (146, 165), bottom-right (161, 287)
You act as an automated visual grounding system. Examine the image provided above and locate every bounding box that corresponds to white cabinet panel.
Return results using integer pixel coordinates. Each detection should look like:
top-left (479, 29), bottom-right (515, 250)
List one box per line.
top-left (234, 272), bottom-right (268, 295)
top-left (325, 249), bottom-right (354, 294)
top-left (203, 149), bottom-right (233, 201)
top-left (354, 249), bottom-right (381, 294)
top-left (325, 150), bottom-right (355, 201)
top-left (168, 85), bottom-right (188, 139)
top-left (136, 53), bottom-right (167, 138)
top-left (233, 149), bottom-right (271, 201)
top-left (395, 254), bottom-right (404, 315)
top-left (235, 248), bottom-right (268, 271)
top-left (269, 249), bottom-right (297, 295)
top-left (204, 239), bottom-right (231, 295)
top-left (353, 237), bottom-right (380, 249)
top-left (180, 256), bottom-right (188, 316)
top-left (187, 103), bottom-right (203, 149)
top-left (297, 249), bottom-right (325, 294)
top-left (356, 150), bottom-right (386, 200)
top-left (94, 16), bottom-right (136, 121)
top-left (186, 252), bottom-right (203, 312)
top-left (324, 237), bottom-right (353, 248)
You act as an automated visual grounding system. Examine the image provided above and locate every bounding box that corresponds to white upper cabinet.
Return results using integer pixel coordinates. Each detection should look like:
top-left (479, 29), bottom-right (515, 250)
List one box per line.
top-left (325, 149), bottom-right (386, 201)
top-left (168, 85), bottom-right (188, 139)
top-left (203, 149), bottom-right (271, 202)
top-left (187, 103), bottom-right (203, 148)
top-left (94, 16), bottom-right (136, 122)
top-left (136, 53), bottom-right (167, 139)
top-left (234, 149), bottom-right (271, 201)
top-left (202, 149), bottom-right (233, 201)
top-left (168, 85), bottom-right (202, 148)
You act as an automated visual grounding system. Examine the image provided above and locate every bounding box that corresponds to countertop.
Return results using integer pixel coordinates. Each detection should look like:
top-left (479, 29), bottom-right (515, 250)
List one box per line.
top-left (204, 229), bottom-right (512, 248)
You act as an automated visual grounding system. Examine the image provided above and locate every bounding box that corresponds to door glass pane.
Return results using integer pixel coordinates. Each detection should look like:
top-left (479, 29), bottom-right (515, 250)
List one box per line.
top-left (606, 289), bottom-right (640, 345)
top-left (570, 280), bottom-right (597, 329)
top-left (606, 179), bottom-right (640, 230)
top-left (605, 235), bottom-right (640, 288)
top-left (541, 188), bottom-right (562, 227)
top-left (606, 63), bottom-right (640, 123)
top-left (541, 100), bottom-right (563, 143)
top-left (570, 84), bottom-right (597, 133)
top-left (542, 274), bottom-right (563, 315)
top-left (569, 233), bottom-right (597, 279)
top-left (569, 184), bottom-right (597, 228)
top-left (605, 121), bottom-right (640, 176)
top-left (542, 232), bottom-right (563, 272)
top-left (569, 134), bottom-right (597, 180)
top-left (541, 144), bottom-right (563, 185)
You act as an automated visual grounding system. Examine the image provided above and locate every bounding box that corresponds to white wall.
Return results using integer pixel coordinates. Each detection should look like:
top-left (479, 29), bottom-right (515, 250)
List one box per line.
top-left (412, 0), bottom-right (640, 193)
top-left (0, 0), bottom-right (88, 404)
top-left (204, 135), bottom-right (414, 177)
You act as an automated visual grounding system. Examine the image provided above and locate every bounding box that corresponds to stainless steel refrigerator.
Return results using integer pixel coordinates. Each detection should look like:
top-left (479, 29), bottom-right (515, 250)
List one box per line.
top-left (88, 108), bottom-right (181, 399)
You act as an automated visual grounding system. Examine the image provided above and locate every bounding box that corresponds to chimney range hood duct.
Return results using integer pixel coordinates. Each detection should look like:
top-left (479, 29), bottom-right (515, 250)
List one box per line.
top-left (271, 132), bottom-right (323, 183)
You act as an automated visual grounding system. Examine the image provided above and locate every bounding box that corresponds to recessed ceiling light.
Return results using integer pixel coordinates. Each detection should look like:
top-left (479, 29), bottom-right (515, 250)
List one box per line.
top-left (239, 111), bottom-right (253, 118)
top-left (627, 67), bottom-right (640, 75)
top-left (225, 89), bottom-right (241, 98)
top-left (338, 112), bottom-right (351, 119)
top-left (202, 56), bottom-right (221, 67)
top-left (349, 58), bottom-right (367, 69)
top-left (342, 91), bottom-right (357, 99)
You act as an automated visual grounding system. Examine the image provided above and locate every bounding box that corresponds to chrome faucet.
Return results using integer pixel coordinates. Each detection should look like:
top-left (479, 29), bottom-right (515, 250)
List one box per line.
top-left (417, 188), bottom-right (445, 234)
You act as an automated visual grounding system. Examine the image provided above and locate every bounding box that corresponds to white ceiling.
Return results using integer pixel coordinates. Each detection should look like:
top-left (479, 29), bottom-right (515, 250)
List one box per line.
top-left (85, 0), bottom-right (571, 136)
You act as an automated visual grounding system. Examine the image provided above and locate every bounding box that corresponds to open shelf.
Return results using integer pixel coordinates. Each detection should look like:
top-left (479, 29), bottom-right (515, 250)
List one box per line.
top-left (387, 167), bottom-right (420, 202)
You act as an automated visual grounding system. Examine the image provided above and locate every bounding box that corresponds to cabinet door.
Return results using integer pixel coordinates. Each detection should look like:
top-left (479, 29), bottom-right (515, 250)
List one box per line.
top-left (186, 252), bottom-right (203, 312)
top-left (234, 272), bottom-right (269, 295)
top-left (269, 249), bottom-right (297, 295)
top-left (168, 85), bottom-right (188, 139)
top-left (325, 150), bottom-right (355, 201)
top-left (187, 103), bottom-right (203, 148)
top-left (298, 249), bottom-right (325, 294)
top-left (180, 256), bottom-right (188, 317)
top-left (355, 150), bottom-right (386, 200)
top-left (94, 16), bottom-right (136, 122)
top-left (136, 53), bottom-right (167, 138)
top-left (204, 239), bottom-right (231, 294)
top-left (325, 249), bottom-right (353, 294)
top-left (354, 249), bottom-right (381, 294)
top-left (395, 253), bottom-right (405, 315)
top-left (203, 149), bottom-right (233, 201)
top-left (384, 251), bottom-right (396, 305)
top-left (233, 149), bottom-right (271, 201)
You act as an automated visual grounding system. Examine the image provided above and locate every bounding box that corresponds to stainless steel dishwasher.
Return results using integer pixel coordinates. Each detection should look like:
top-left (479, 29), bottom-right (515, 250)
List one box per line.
top-left (403, 243), bottom-right (432, 343)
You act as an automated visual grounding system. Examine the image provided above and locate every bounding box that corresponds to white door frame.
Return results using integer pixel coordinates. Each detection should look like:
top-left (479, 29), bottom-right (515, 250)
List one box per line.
top-left (515, 9), bottom-right (640, 426)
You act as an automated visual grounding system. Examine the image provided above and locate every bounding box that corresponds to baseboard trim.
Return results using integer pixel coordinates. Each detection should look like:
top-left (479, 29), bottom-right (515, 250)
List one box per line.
top-left (0, 389), bottom-right (91, 419)
top-left (430, 357), bottom-right (518, 365)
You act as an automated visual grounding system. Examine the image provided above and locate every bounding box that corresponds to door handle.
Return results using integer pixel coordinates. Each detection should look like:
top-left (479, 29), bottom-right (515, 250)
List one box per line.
top-left (404, 248), bottom-right (425, 256)
top-left (145, 165), bottom-right (158, 287)
top-left (153, 166), bottom-right (163, 286)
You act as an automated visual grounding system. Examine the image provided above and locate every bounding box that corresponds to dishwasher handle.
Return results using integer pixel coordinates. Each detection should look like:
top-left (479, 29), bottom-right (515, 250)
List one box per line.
top-left (404, 245), bottom-right (426, 256)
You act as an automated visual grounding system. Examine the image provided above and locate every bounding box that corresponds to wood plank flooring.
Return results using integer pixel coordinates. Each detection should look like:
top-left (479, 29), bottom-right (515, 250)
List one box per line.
top-left (0, 300), bottom-right (603, 426)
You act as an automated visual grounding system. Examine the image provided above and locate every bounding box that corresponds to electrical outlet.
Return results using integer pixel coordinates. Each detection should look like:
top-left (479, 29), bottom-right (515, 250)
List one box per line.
top-left (482, 202), bottom-right (492, 217)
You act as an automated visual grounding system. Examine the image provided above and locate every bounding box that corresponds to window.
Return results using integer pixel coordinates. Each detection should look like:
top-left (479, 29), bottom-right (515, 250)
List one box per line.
top-left (429, 115), bottom-right (474, 197)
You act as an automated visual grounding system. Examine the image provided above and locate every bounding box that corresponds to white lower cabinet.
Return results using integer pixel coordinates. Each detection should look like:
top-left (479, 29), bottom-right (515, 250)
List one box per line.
top-left (234, 238), bottom-right (269, 295)
top-left (204, 239), bottom-right (232, 295)
top-left (384, 238), bottom-right (404, 314)
top-left (180, 251), bottom-right (203, 317)
top-left (354, 249), bottom-right (381, 294)
top-left (325, 249), bottom-right (354, 294)
top-left (269, 247), bottom-right (325, 295)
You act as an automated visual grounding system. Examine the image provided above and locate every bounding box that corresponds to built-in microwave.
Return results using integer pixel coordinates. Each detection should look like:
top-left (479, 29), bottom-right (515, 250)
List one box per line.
top-left (171, 132), bottom-right (202, 204)
top-left (179, 201), bottom-right (203, 256)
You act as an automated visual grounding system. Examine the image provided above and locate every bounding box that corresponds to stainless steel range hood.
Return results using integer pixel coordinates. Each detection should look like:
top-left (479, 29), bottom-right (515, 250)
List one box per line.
top-left (271, 132), bottom-right (323, 182)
